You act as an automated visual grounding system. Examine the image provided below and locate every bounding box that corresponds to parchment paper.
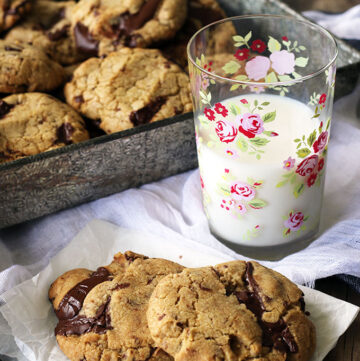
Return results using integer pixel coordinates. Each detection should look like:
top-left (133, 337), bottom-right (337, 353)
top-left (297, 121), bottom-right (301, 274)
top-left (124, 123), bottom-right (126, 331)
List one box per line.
top-left (0, 219), bottom-right (358, 361)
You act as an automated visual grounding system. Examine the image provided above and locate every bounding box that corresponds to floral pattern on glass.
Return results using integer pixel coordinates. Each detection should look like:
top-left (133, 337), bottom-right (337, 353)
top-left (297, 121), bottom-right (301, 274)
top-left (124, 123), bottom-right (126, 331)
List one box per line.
top-left (199, 98), bottom-right (278, 160)
top-left (283, 210), bottom-right (309, 237)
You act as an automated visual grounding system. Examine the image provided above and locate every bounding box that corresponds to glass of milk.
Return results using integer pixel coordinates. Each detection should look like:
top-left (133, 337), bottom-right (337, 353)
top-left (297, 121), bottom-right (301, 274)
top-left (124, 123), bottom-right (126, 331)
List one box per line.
top-left (187, 15), bottom-right (338, 259)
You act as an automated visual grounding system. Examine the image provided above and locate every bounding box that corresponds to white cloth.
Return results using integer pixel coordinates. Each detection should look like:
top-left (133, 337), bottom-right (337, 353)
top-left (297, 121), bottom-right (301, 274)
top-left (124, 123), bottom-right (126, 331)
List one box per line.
top-left (0, 8), bottom-right (360, 296)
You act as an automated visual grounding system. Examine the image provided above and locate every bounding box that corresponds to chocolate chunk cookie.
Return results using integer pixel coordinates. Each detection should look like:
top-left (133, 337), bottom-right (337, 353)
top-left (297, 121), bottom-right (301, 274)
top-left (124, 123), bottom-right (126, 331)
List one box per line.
top-left (70, 0), bottom-right (187, 56)
top-left (0, 93), bottom-right (89, 163)
top-left (64, 48), bottom-right (192, 134)
top-left (0, 41), bottom-right (65, 93)
top-left (49, 251), bottom-right (183, 361)
top-left (147, 261), bottom-right (316, 361)
top-left (0, 0), bottom-right (32, 33)
top-left (5, 0), bottom-right (85, 65)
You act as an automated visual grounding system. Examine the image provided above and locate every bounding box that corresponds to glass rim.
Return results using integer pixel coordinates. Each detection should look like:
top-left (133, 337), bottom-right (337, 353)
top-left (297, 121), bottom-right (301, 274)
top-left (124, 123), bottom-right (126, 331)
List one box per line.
top-left (187, 14), bottom-right (338, 87)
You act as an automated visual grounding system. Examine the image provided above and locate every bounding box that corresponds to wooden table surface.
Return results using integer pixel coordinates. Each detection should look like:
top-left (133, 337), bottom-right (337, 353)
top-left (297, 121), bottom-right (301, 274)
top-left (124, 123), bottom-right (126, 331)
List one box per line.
top-left (315, 277), bottom-right (360, 361)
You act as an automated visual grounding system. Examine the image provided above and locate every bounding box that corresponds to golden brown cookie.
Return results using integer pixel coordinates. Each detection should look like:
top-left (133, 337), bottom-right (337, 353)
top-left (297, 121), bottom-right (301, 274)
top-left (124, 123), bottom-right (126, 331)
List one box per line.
top-left (64, 48), bottom-right (192, 134)
top-left (49, 251), bottom-right (184, 361)
top-left (147, 261), bottom-right (316, 361)
top-left (0, 93), bottom-right (89, 163)
top-left (5, 0), bottom-right (85, 65)
top-left (0, 0), bottom-right (32, 33)
top-left (0, 41), bottom-right (65, 93)
top-left (70, 0), bottom-right (187, 56)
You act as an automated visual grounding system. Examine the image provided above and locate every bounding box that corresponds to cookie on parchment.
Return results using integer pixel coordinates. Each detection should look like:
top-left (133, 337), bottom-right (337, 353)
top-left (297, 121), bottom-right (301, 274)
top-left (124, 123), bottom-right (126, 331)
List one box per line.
top-left (64, 47), bottom-right (192, 134)
top-left (0, 41), bottom-right (65, 93)
top-left (147, 261), bottom-right (316, 361)
top-left (0, 0), bottom-right (32, 33)
top-left (5, 0), bottom-right (85, 65)
top-left (49, 251), bottom-right (183, 361)
top-left (0, 93), bottom-right (89, 163)
top-left (70, 0), bottom-right (187, 57)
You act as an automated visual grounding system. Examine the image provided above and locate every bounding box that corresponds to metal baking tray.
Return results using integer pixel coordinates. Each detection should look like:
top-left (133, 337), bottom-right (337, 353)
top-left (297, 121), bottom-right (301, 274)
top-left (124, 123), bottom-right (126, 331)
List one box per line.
top-left (0, 0), bottom-right (359, 229)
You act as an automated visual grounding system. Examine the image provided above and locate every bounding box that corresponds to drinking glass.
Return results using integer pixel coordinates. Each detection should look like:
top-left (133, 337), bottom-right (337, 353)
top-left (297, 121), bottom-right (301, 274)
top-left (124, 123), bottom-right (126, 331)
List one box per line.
top-left (187, 15), bottom-right (338, 259)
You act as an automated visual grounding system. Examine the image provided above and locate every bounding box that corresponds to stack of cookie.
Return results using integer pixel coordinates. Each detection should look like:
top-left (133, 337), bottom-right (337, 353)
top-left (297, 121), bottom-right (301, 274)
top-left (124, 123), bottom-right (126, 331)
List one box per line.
top-left (49, 251), bottom-right (316, 361)
top-left (0, 0), bottom-right (229, 163)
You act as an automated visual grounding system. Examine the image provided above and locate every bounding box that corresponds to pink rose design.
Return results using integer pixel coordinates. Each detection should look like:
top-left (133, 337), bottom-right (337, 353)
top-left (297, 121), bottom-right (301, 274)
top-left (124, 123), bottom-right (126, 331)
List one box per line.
top-left (296, 155), bottom-right (319, 176)
top-left (245, 56), bottom-right (271, 81)
top-left (270, 50), bottom-right (295, 75)
top-left (284, 211), bottom-right (304, 231)
top-left (307, 172), bottom-right (317, 187)
top-left (313, 131), bottom-right (328, 153)
top-left (283, 156), bottom-right (295, 170)
top-left (230, 182), bottom-right (255, 201)
top-left (235, 202), bottom-right (247, 215)
top-left (236, 113), bottom-right (264, 138)
top-left (215, 120), bottom-right (238, 143)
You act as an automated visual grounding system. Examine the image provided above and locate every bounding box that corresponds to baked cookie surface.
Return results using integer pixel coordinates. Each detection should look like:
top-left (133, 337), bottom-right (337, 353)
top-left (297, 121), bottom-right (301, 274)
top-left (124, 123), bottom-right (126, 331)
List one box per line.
top-left (64, 47), bottom-right (192, 134)
top-left (5, 0), bottom-right (85, 65)
top-left (0, 41), bottom-right (65, 93)
top-left (49, 251), bottom-right (183, 361)
top-left (147, 261), bottom-right (316, 361)
top-left (0, 93), bottom-right (89, 163)
top-left (0, 0), bottom-right (32, 33)
top-left (71, 0), bottom-right (187, 56)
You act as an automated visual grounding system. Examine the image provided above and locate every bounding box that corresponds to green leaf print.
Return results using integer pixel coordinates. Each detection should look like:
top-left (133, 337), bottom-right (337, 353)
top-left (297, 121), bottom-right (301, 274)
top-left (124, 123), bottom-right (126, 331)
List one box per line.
top-left (249, 137), bottom-right (270, 147)
top-left (297, 148), bottom-right (311, 158)
top-left (268, 36), bottom-right (281, 52)
top-left (263, 111), bottom-right (276, 123)
top-left (295, 57), bottom-right (309, 67)
top-left (236, 138), bottom-right (248, 152)
top-left (248, 199), bottom-right (267, 209)
top-left (293, 183), bottom-right (305, 198)
top-left (216, 182), bottom-right (230, 196)
top-left (307, 130), bottom-right (317, 147)
top-left (222, 61), bottom-right (241, 74)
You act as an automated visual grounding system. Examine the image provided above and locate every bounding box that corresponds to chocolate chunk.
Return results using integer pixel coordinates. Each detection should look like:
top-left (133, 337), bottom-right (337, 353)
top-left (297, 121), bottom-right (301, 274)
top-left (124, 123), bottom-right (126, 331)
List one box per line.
top-left (4, 45), bottom-right (21, 52)
top-left (74, 22), bottom-right (99, 56)
top-left (130, 97), bottom-right (166, 126)
top-left (74, 95), bottom-right (84, 104)
top-left (158, 314), bottom-right (165, 321)
top-left (0, 100), bottom-right (14, 118)
top-left (55, 267), bottom-right (110, 320)
top-left (55, 296), bottom-right (113, 336)
top-left (112, 0), bottom-right (161, 37)
top-left (281, 327), bottom-right (299, 353)
top-left (57, 122), bottom-right (74, 145)
top-left (199, 284), bottom-right (212, 291)
top-left (112, 282), bottom-right (130, 290)
top-left (47, 25), bottom-right (69, 41)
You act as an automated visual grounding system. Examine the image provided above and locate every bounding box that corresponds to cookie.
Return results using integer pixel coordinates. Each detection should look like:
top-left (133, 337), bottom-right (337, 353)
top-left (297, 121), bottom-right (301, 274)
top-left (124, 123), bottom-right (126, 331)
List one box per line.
top-left (0, 93), bottom-right (89, 163)
top-left (49, 251), bottom-right (184, 361)
top-left (5, 0), bottom-right (85, 65)
top-left (64, 48), bottom-right (192, 134)
top-left (70, 0), bottom-right (187, 57)
top-left (161, 0), bottom-right (227, 69)
top-left (0, 41), bottom-right (65, 93)
top-left (147, 261), bottom-right (316, 361)
top-left (0, 0), bottom-right (32, 33)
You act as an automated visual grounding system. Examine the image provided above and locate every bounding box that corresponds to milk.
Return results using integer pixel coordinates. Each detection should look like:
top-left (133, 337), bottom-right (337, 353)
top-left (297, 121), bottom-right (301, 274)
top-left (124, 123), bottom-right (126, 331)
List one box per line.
top-left (196, 94), bottom-right (328, 247)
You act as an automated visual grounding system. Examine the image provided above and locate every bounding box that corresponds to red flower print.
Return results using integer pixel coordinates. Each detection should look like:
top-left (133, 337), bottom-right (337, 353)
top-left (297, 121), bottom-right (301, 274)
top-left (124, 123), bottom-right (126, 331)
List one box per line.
top-left (225, 168), bottom-right (229, 173)
top-left (318, 158), bottom-right (325, 172)
top-left (270, 132), bottom-right (279, 137)
top-left (236, 113), bottom-right (264, 138)
top-left (230, 182), bottom-right (255, 201)
top-left (319, 93), bottom-right (327, 104)
top-left (296, 155), bottom-right (319, 176)
top-left (313, 131), bottom-right (328, 153)
top-left (234, 48), bottom-right (249, 61)
top-left (200, 175), bottom-right (204, 189)
top-left (307, 173), bottom-right (317, 187)
top-left (251, 39), bottom-right (266, 53)
top-left (240, 99), bottom-right (248, 104)
top-left (214, 102), bottom-right (228, 117)
top-left (215, 120), bottom-right (238, 143)
top-left (284, 211), bottom-right (304, 231)
top-left (204, 107), bottom-right (215, 121)
top-left (282, 36), bottom-right (289, 41)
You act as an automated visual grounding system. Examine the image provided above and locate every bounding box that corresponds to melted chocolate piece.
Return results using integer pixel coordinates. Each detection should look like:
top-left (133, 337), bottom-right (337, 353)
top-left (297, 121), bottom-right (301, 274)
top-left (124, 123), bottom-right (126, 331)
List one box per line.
top-left (130, 97), bottom-right (166, 126)
top-left (74, 22), bottom-right (99, 56)
top-left (0, 100), bottom-right (14, 118)
top-left (112, 0), bottom-right (161, 37)
top-left (47, 25), bottom-right (69, 41)
top-left (56, 122), bottom-right (74, 145)
top-left (234, 262), bottom-right (300, 354)
top-left (74, 95), bottom-right (84, 104)
top-left (55, 296), bottom-right (113, 336)
top-left (55, 267), bottom-right (110, 320)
